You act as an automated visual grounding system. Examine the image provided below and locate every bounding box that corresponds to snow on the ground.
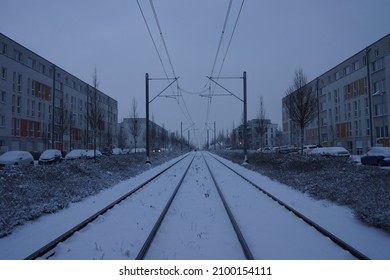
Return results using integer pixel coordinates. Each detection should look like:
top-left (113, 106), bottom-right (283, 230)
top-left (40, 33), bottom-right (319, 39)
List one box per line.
top-left (213, 153), bottom-right (390, 259)
top-left (0, 152), bottom-right (390, 260)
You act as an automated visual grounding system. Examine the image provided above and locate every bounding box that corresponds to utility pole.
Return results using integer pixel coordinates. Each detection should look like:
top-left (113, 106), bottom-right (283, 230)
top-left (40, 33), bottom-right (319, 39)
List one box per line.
top-left (214, 121), bottom-right (216, 150)
top-left (207, 71), bottom-right (248, 164)
top-left (188, 130), bottom-right (190, 150)
top-left (207, 129), bottom-right (209, 150)
top-left (243, 71), bottom-right (248, 163)
top-left (145, 73), bottom-right (179, 164)
top-left (180, 122), bottom-right (183, 152)
top-left (145, 73), bottom-right (151, 164)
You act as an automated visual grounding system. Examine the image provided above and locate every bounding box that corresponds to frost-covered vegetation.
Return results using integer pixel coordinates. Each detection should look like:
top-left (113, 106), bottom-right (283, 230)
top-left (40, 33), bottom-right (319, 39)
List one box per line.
top-left (0, 151), bottom-right (181, 238)
top-left (1, 150), bottom-right (389, 239)
top-left (217, 150), bottom-right (390, 233)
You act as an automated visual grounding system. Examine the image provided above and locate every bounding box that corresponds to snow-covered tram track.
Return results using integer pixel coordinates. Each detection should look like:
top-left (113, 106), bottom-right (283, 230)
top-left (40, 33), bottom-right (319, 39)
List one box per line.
top-left (139, 152), bottom-right (252, 260)
top-left (204, 152), bottom-right (369, 260)
top-left (25, 153), bottom-right (194, 260)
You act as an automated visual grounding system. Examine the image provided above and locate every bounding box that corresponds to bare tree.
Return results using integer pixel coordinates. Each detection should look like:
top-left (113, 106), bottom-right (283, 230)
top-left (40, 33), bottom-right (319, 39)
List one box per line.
top-left (256, 96), bottom-right (269, 149)
top-left (129, 97), bottom-right (141, 152)
top-left (54, 104), bottom-right (71, 152)
top-left (151, 114), bottom-right (157, 148)
top-left (284, 69), bottom-right (318, 153)
top-left (86, 69), bottom-right (105, 159)
top-left (117, 121), bottom-right (127, 149)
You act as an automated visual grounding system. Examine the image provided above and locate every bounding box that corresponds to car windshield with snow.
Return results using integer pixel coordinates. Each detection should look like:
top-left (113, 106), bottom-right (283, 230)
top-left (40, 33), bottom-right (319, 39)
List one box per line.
top-left (38, 149), bottom-right (62, 165)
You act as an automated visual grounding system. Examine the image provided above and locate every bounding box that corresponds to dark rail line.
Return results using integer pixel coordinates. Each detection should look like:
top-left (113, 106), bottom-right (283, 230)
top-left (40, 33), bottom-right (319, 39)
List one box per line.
top-left (202, 153), bottom-right (254, 260)
top-left (25, 153), bottom-right (190, 260)
top-left (207, 152), bottom-right (370, 260)
top-left (135, 155), bottom-right (196, 259)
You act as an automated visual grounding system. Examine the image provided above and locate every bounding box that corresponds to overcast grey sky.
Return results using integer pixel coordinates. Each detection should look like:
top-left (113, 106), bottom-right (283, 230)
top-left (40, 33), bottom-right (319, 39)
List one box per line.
top-left (1, 0), bottom-right (389, 147)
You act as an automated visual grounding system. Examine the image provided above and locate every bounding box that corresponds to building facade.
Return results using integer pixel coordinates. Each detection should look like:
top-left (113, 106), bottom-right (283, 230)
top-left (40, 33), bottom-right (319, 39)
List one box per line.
top-left (233, 119), bottom-right (280, 150)
top-left (0, 33), bottom-right (118, 153)
top-left (282, 33), bottom-right (390, 154)
top-left (119, 118), bottom-right (169, 150)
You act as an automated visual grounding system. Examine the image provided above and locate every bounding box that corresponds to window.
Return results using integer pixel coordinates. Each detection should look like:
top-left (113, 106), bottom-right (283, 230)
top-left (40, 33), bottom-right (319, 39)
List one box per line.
top-left (38, 102), bottom-right (42, 118)
top-left (29, 121), bottom-right (34, 137)
top-left (31, 80), bottom-right (35, 96)
top-left (27, 99), bottom-right (30, 115)
top-left (2, 43), bottom-right (7, 54)
top-left (13, 49), bottom-right (23, 62)
top-left (366, 119), bottom-right (370, 136)
top-left (374, 49), bottom-right (379, 57)
top-left (334, 89), bottom-right (339, 104)
top-left (0, 115), bottom-right (5, 128)
top-left (39, 63), bottom-right (46, 74)
top-left (344, 65), bottom-right (351, 75)
top-left (16, 96), bottom-right (21, 114)
top-left (334, 71), bottom-right (340, 80)
top-left (353, 60), bottom-right (360, 71)
top-left (42, 103), bottom-right (46, 119)
top-left (12, 95), bottom-right (15, 113)
top-left (31, 100), bottom-right (35, 117)
top-left (1, 67), bottom-right (6, 79)
top-left (38, 83), bottom-right (42, 98)
top-left (1, 91), bottom-right (5, 103)
top-left (28, 57), bottom-right (36, 69)
top-left (373, 80), bottom-right (386, 93)
top-left (12, 72), bottom-right (16, 91)
top-left (13, 118), bottom-right (20, 136)
top-left (372, 58), bottom-right (384, 72)
top-left (17, 74), bottom-right (22, 92)
top-left (354, 101), bottom-right (358, 117)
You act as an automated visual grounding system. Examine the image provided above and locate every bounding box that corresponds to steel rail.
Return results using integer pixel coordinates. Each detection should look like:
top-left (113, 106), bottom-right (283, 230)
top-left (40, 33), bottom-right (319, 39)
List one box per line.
top-left (24, 153), bottom-right (191, 260)
top-left (136, 154), bottom-right (196, 259)
top-left (206, 152), bottom-right (370, 260)
top-left (202, 152), bottom-right (254, 260)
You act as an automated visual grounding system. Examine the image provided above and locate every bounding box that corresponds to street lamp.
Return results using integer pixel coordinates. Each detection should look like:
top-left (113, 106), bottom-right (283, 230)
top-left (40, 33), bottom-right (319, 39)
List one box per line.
top-left (373, 90), bottom-right (386, 146)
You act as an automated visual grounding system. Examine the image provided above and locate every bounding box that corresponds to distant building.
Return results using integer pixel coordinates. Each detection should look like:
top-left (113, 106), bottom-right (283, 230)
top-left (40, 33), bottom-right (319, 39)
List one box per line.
top-left (0, 33), bottom-right (118, 153)
top-left (233, 119), bottom-right (280, 149)
top-left (119, 118), bottom-right (169, 150)
top-left (282, 33), bottom-right (390, 154)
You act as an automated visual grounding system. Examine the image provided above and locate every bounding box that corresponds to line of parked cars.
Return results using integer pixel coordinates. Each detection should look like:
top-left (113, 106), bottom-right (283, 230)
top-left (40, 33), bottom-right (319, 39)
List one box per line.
top-left (0, 148), bottom-right (107, 167)
top-left (256, 143), bottom-right (390, 167)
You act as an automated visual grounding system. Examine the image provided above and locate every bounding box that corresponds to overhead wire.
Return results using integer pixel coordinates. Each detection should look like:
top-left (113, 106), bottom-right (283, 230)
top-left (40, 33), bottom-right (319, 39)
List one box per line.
top-left (138, 1), bottom-right (245, 147)
top-left (203, 0), bottom-right (245, 145)
top-left (140, 0), bottom-right (195, 126)
top-left (136, 0), bottom-right (171, 82)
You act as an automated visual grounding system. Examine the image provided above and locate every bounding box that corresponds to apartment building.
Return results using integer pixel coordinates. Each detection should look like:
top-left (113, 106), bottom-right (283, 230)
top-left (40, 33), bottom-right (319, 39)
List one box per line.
top-left (0, 33), bottom-right (118, 153)
top-left (119, 118), bottom-right (169, 150)
top-left (282, 33), bottom-right (390, 154)
top-left (233, 119), bottom-right (280, 150)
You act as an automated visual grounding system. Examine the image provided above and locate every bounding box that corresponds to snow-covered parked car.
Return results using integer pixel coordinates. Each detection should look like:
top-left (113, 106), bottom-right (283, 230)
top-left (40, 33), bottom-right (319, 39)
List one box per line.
top-left (112, 148), bottom-right (123, 155)
top-left (311, 147), bottom-right (350, 157)
top-left (0, 151), bottom-right (34, 166)
top-left (86, 149), bottom-right (102, 159)
top-left (64, 149), bottom-right (87, 160)
top-left (361, 147), bottom-right (390, 166)
top-left (38, 149), bottom-right (62, 165)
top-left (256, 147), bottom-right (274, 153)
top-left (302, 145), bottom-right (318, 154)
